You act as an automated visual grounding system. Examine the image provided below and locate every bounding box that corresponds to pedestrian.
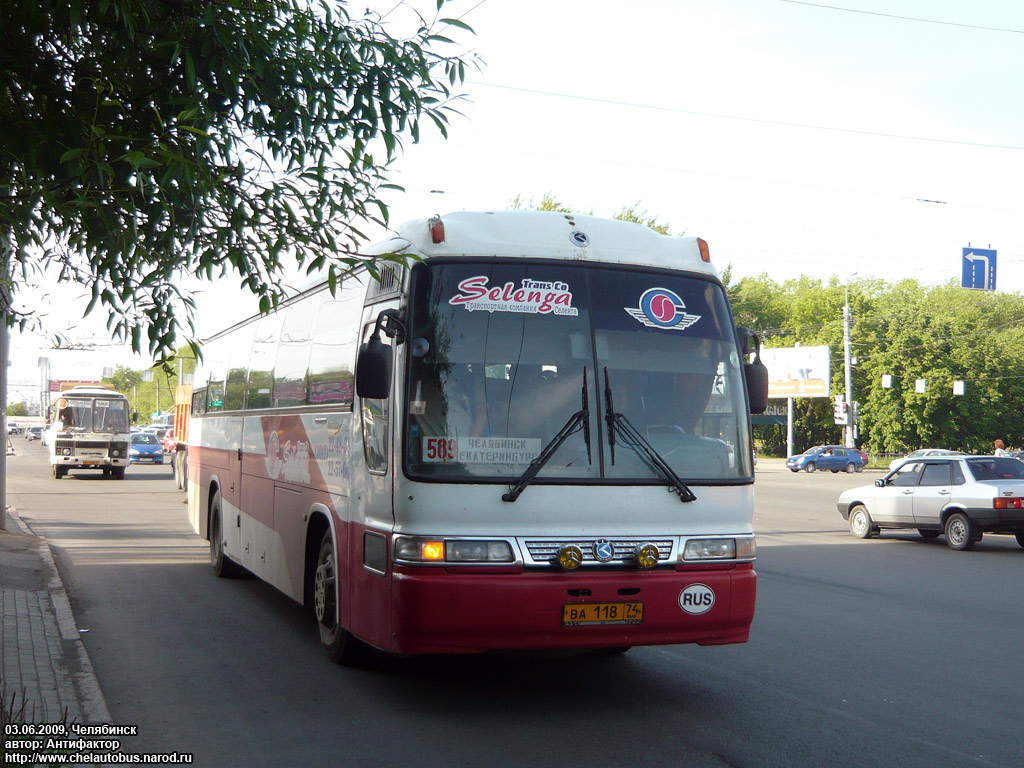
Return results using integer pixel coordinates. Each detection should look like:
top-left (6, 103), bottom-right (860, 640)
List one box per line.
top-left (994, 439), bottom-right (1006, 456)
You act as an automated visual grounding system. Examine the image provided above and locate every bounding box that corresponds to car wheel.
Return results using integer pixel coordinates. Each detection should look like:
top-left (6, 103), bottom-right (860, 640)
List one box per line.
top-left (855, 465), bottom-right (864, 472)
top-left (805, 462), bottom-right (816, 473)
top-left (210, 492), bottom-right (242, 578)
top-left (314, 530), bottom-right (366, 666)
top-left (849, 505), bottom-right (874, 539)
top-left (918, 529), bottom-right (941, 539)
top-left (944, 512), bottom-right (976, 551)
top-left (1015, 532), bottom-right (1024, 549)
top-left (830, 469), bottom-right (839, 473)
top-left (845, 463), bottom-right (856, 473)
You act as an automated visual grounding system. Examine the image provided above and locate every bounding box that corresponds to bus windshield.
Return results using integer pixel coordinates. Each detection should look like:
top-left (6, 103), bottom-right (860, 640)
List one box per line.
top-left (405, 260), bottom-right (752, 483)
top-left (60, 397), bottom-right (130, 434)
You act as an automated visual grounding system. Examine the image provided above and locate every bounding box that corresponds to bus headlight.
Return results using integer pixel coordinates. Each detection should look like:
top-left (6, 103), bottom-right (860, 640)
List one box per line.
top-left (393, 536), bottom-right (514, 564)
top-left (446, 540), bottom-right (514, 563)
top-left (61, 448), bottom-right (72, 456)
top-left (682, 537), bottom-right (756, 561)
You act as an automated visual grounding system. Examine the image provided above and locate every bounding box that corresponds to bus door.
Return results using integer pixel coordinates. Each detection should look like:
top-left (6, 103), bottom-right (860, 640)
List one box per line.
top-left (348, 304), bottom-right (398, 648)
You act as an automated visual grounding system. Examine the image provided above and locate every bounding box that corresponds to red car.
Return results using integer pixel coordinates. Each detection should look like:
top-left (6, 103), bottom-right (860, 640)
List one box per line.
top-left (161, 432), bottom-right (176, 453)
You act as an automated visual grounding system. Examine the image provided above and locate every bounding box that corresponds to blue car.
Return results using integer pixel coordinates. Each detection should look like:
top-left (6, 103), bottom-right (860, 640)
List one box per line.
top-left (786, 445), bottom-right (863, 474)
top-left (129, 432), bottom-right (164, 464)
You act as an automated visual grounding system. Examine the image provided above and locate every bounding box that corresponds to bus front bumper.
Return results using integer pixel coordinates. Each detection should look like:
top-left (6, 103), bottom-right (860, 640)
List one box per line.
top-left (389, 563), bottom-right (756, 655)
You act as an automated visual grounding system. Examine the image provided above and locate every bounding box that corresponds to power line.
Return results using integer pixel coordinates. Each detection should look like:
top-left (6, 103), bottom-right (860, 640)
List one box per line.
top-left (476, 82), bottom-right (1024, 152)
top-left (777, 1), bottom-right (1024, 35)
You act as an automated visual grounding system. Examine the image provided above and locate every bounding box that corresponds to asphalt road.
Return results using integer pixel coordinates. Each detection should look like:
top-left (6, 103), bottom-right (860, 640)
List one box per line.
top-left (7, 445), bottom-right (1024, 768)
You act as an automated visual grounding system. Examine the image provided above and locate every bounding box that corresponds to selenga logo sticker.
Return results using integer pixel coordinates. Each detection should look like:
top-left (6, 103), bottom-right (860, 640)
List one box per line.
top-left (448, 276), bottom-right (578, 316)
top-left (625, 287), bottom-right (701, 331)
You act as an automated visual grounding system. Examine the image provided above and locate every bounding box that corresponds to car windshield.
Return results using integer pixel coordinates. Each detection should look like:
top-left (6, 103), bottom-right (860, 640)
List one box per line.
top-left (404, 260), bottom-right (751, 483)
top-left (132, 434), bottom-right (158, 445)
top-left (965, 457), bottom-right (1024, 480)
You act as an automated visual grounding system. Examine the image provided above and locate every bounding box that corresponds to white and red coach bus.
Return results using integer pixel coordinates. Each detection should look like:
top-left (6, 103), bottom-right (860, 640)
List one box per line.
top-left (185, 210), bottom-right (768, 663)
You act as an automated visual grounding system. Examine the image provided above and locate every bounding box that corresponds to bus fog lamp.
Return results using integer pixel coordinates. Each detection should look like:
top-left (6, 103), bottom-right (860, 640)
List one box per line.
top-left (635, 543), bottom-right (660, 569)
top-left (683, 538), bottom-right (736, 560)
top-left (446, 540), bottom-right (514, 563)
top-left (557, 545), bottom-right (583, 570)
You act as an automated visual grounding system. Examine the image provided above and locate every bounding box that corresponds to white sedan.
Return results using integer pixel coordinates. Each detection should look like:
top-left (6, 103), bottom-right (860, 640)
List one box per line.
top-left (887, 448), bottom-right (965, 472)
top-left (837, 455), bottom-right (1024, 551)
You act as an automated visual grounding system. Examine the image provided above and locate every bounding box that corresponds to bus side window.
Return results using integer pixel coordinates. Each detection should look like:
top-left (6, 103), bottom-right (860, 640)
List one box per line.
top-left (246, 313), bottom-right (281, 410)
top-left (274, 301), bottom-right (318, 408)
top-left (224, 323), bottom-right (256, 411)
top-left (308, 285), bottom-right (362, 408)
top-left (361, 322), bottom-right (391, 474)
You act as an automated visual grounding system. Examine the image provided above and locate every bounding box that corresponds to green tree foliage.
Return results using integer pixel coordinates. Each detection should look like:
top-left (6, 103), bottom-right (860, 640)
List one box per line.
top-left (509, 192), bottom-right (576, 213)
top-left (731, 274), bottom-right (1024, 455)
top-left (6, 402), bottom-right (28, 417)
top-left (509, 194), bottom-right (674, 234)
top-left (1, 0), bottom-right (475, 359)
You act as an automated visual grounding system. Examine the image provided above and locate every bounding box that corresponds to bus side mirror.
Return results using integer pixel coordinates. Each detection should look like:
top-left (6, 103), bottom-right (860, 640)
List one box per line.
top-left (740, 328), bottom-right (769, 415)
top-left (745, 359), bottom-right (769, 415)
top-left (356, 309), bottom-right (403, 399)
top-left (356, 336), bottom-right (392, 399)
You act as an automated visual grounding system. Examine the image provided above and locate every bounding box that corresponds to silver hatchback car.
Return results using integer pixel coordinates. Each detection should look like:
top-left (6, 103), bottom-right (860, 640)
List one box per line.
top-left (837, 456), bottom-right (1024, 551)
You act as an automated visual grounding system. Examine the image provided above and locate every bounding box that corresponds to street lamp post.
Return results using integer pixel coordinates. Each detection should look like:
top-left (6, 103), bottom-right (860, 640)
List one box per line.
top-left (843, 281), bottom-right (856, 449)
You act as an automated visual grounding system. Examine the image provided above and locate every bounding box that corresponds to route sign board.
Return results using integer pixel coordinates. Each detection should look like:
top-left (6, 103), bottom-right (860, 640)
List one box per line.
top-left (962, 248), bottom-right (997, 291)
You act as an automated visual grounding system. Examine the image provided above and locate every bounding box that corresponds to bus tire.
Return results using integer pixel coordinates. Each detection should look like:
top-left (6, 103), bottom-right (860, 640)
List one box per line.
top-left (52, 465), bottom-right (64, 479)
top-left (113, 467), bottom-right (126, 480)
top-left (314, 531), bottom-right (365, 666)
top-left (173, 451), bottom-right (183, 489)
top-left (210, 492), bottom-right (242, 578)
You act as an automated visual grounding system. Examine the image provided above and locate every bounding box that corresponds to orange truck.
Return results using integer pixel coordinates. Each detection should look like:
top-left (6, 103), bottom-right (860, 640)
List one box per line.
top-left (170, 384), bottom-right (192, 489)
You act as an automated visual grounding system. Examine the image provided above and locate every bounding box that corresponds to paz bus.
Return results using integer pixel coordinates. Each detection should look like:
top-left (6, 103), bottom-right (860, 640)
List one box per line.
top-left (185, 210), bottom-right (768, 663)
top-left (46, 386), bottom-right (132, 479)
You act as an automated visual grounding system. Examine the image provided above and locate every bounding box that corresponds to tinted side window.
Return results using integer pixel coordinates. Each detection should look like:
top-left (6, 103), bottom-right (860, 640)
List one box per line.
top-left (919, 462), bottom-right (951, 487)
top-left (890, 462), bottom-right (922, 487)
top-left (952, 462), bottom-right (966, 485)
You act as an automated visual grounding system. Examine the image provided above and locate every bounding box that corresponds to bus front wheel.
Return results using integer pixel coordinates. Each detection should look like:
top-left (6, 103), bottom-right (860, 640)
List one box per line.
top-left (314, 531), bottom-right (366, 666)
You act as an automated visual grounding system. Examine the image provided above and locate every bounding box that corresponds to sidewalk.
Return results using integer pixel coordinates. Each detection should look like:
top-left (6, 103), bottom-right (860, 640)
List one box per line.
top-left (1, 507), bottom-right (111, 726)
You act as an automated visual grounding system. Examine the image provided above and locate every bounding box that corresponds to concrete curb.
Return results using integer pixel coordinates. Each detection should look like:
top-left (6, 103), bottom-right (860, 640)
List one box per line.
top-left (7, 508), bottom-right (113, 725)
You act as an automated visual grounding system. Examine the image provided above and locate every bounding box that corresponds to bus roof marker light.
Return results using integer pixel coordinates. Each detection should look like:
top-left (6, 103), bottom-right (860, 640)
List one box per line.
top-left (697, 238), bottom-right (710, 263)
top-left (429, 214), bottom-right (445, 244)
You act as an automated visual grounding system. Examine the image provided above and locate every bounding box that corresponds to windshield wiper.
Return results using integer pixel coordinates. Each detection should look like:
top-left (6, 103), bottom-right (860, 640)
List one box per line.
top-left (503, 368), bottom-right (591, 503)
top-left (603, 367), bottom-right (696, 503)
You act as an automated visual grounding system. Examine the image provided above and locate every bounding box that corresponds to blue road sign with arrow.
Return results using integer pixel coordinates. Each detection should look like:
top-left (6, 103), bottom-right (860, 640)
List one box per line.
top-left (962, 247), bottom-right (997, 291)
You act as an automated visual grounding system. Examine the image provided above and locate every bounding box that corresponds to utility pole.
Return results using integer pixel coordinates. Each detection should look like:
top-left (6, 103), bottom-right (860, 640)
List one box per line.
top-left (843, 288), bottom-right (855, 448)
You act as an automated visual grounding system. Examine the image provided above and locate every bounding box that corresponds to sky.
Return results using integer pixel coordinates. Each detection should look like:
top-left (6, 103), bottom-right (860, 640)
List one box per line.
top-left (9, 0), bottom-right (1024, 406)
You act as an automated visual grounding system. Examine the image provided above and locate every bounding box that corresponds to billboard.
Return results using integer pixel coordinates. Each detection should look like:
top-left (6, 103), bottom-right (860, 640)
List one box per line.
top-left (762, 346), bottom-right (830, 398)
